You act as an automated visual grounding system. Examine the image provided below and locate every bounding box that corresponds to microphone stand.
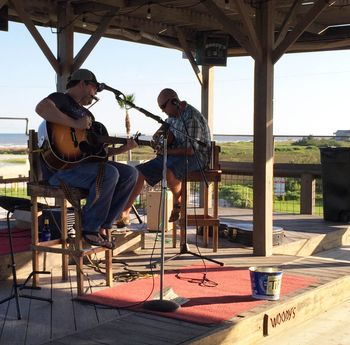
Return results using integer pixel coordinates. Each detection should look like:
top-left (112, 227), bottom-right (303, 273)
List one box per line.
top-left (106, 90), bottom-right (178, 312)
top-left (114, 92), bottom-right (223, 267)
top-left (162, 107), bottom-right (223, 267)
top-left (0, 201), bottom-right (52, 320)
top-left (143, 125), bottom-right (179, 312)
top-left (104, 88), bottom-right (224, 308)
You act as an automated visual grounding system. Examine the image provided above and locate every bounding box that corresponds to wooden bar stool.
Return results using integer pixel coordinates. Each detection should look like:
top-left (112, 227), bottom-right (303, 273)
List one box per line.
top-left (27, 130), bottom-right (113, 295)
top-left (172, 142), bottom-right (222, 252)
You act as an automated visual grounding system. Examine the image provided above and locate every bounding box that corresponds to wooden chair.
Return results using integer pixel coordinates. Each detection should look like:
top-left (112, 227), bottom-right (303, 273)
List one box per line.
top-left (172, 142), bottom-right (222, 252)
top-left (27, 130), bottom-right (112, 295)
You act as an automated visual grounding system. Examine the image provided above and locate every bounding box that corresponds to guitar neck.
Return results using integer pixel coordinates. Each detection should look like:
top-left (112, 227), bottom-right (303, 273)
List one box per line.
top-left (97, 135), bottom-right (151, 147)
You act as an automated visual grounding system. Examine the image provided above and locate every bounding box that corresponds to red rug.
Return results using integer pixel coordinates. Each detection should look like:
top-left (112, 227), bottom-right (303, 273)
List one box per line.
top-left (0, 227), bottom-right (31, 255)
top-left (77, 265), bottom-right (317, 324)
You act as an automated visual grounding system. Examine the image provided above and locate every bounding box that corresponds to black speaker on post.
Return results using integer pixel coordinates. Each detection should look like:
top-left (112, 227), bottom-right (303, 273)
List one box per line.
top-left (320, 147), bottom-right (350, 222)
top-left (196, 32), bottom-right (228, 66)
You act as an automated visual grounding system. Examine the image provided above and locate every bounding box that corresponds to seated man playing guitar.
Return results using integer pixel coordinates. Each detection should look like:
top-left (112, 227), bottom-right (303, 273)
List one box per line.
top-left (118, 88), bottom-right (211, 227)
top-left (35, 68), bottom-right (138, 249)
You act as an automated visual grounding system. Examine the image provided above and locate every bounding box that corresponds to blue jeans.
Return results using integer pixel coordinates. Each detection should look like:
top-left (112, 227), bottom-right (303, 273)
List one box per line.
top-left (48, 161), bottom-right (138, 234)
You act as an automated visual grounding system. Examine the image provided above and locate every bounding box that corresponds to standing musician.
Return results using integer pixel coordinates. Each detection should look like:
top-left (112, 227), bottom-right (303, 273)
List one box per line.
top-left (117, 88), bottom-right (211, 227)
top-left (35, 69), bottom-right (138, 249)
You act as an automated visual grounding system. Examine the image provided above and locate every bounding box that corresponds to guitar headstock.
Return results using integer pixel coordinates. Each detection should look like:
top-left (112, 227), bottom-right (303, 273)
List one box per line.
top-left (133, 131), bottom-right (141, 143)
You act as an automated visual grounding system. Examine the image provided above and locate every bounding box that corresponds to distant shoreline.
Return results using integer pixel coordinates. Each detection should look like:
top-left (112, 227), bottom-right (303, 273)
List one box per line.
top-left (0, 146), bottom-right (27, 154)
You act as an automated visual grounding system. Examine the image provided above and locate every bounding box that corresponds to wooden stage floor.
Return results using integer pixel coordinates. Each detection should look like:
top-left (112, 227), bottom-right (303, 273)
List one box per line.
top-left (1, 208), bottom-right (350, 345)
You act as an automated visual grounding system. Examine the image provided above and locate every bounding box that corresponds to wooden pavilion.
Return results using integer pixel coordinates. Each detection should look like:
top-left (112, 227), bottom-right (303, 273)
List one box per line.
top-left (1, 0), bottom-right (350, 255)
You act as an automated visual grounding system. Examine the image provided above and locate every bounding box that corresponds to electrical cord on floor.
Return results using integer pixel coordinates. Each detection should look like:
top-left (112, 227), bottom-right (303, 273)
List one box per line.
top-left (175, 271), bottom-right (218, 287)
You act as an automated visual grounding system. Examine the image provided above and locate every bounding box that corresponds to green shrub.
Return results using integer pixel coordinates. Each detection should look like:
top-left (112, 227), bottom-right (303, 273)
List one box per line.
top-left (219, 184), bottom-right (253, 208)
top-left (292, 135), bottom-right (342, 148)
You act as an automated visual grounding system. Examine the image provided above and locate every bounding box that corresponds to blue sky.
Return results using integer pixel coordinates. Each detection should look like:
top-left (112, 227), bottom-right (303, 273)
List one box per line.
top-left (1, 22), bottom-right (350, 136)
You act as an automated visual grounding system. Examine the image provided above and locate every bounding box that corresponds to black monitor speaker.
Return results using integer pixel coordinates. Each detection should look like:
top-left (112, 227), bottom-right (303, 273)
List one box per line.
top-left (196, 33), bottom-right (228, 66)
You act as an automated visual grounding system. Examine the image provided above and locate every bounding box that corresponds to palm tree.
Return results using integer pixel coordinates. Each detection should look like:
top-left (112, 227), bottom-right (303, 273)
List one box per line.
top-left (117, 93), bottom-right (135, 161)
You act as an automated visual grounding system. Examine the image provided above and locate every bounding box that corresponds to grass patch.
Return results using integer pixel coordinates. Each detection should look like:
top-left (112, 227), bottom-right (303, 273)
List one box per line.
top-left (5, 157), bottom-right (27, 164)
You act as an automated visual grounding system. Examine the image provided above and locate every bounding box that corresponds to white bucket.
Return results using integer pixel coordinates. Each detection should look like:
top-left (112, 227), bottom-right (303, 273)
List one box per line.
top-left (249, 266), bottom-right (283, 300)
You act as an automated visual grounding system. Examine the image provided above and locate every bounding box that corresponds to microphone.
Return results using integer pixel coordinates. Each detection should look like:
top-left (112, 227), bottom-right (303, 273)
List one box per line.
top-left (98, 83), bottom-right (123, 97)
top-left (88, 95), bottom-right (99, 109)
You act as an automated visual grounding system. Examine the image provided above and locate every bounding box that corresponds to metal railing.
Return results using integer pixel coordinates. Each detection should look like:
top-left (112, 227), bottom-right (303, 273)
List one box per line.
top-left (220, 162), bottom-right (322, 215)
top-left (0, 117), bottom-right (29, 135)
top-left (0, 132), bottom-right (344, 218)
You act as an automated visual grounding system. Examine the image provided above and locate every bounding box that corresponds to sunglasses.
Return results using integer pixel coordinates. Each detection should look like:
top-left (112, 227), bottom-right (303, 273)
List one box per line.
top-left (160, 98), bottom-right (171, 110)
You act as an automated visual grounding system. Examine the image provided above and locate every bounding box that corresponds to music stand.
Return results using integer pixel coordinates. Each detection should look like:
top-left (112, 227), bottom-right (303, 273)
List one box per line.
top-left (0, 196), bottom-right (52, 320)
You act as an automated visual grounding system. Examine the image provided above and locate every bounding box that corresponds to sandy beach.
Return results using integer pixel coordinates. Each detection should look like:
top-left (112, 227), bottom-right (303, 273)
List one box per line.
top-left (0, 154), bottom-right (29, 178)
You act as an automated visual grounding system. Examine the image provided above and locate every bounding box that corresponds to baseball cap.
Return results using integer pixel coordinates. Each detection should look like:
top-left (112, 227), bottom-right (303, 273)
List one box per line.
top-left (66, 69), bottom-right (100, 91)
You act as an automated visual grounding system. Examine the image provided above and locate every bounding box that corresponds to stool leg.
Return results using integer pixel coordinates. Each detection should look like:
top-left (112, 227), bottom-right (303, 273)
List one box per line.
top-left (180, 186), bottom-right (186, 247)
top-left (213, 181), bottom-right (219, 252)
top-left (60, 198), bottom-right (69, 281)
top-left (203, 226), bottom-right (209, 247)
top-left (172, 222), bottom-right (177, 248)
top-left (74, 207), bottom-right (84, 295)
top-left (31, 196), bottom-right (39, 287)
top-left (203, 185), bottom-right (209, 247)
top-left (105, 250), bottom-right (113, 287)
top-left (76, 255), bottom-right (84, 296)
top-left (106, 233), bottom-right (113, 287)
top-left (213, 225), bottom-right (218, 252)
top-left (141, 232), bottom-right (145, 249)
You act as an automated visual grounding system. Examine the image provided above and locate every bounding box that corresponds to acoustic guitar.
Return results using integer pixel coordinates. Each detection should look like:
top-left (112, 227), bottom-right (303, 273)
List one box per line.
top-left (38, 121), bottom-right (150, 170)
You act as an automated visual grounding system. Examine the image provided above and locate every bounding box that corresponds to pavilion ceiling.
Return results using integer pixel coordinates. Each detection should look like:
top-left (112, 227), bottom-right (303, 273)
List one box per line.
top-left (3, 0), bottom-right (350, 58)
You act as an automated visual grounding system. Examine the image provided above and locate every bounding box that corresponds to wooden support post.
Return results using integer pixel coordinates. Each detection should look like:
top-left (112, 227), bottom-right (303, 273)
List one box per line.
top-left (56, 1), bottom-right (74, 92)
top-left (253, 0), bottom-right (275, 256)
top-left (200, 65), bottom-right (214, 207)
top-left (301, 173), bottom-right (315, 215)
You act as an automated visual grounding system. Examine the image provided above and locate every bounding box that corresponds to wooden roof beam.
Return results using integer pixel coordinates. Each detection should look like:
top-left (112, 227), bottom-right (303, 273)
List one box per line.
top-left (203, 0), bottom-right (259, 60)
top-left (11, 0), bottom-right (59, 74)
top-left (273, 0), bottom-right (332, 63)
top-left (234, 0), bottom-right (262, 60)
top-left (117, 1), bottom-right (220, 29)
top-left (72, 1), bottom-right (119, 14)
top-left (148, 4), bottom-right (219, 28)
top-left (275, 0), bottom-right (302, 47)
top-left (73, 9), bottom-right (117, 70)
top-left (176, 27), bottom-right (203, 85)
top-left (275, 6), bottom-right (326, 36)
top-left (291, 38), bottom-right (350, 52)
top-left (140, 31), bottom-right (181, 49)
top-left (111, 15), bottom-right (174, 36)
top-left (125, 0), bottom-right (163, 5)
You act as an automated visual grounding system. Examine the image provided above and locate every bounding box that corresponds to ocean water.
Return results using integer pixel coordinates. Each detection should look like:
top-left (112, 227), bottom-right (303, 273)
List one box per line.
top-left (0, 133), bottom-right (28, 147)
